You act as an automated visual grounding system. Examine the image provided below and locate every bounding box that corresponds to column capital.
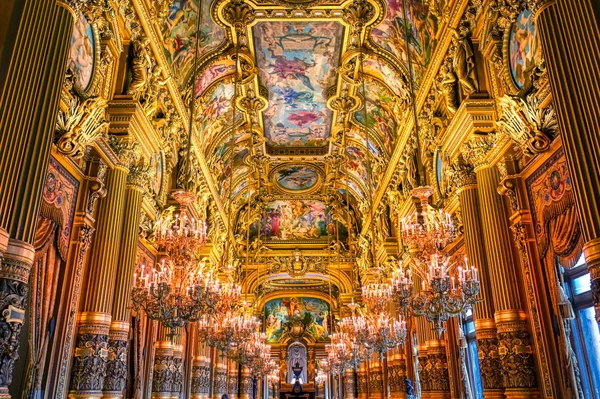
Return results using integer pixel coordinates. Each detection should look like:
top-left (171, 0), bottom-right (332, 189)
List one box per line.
top-left (461, 134), bottom-right (497, 170)
top-left (108, 135), bottom-right (141, 170)
top-left (448, 155), bottom-right (477, 194)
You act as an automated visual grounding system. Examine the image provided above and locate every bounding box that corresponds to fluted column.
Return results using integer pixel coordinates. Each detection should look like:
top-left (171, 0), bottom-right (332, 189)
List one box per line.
top-left (454, 160), bottom-right (503, 398)
top-left (152, 326), bottom-right (174, 398)
top-left (103, 169), bottom-right (145, 397)
top-left (534, 0), bottom-right (600, 321)
top-left (213, 354), bottom-right (228, 399)
top-left (69, 165), bottom-right (129, 399)
top-left (473, 161), bottom-right (538, 399)
top-left (0, 0), bottom-right (73, 396)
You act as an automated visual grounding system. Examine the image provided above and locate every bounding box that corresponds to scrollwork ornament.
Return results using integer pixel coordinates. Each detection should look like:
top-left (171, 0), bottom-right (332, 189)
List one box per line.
top-left (152, 354), bottom-right (173, 393)
top-left (497, 329), bottom-right (537, 389)
top-left (461, 134), bottom-right (497, 169)
top-left (55, 96), bottom-right (109, 159)
top-left (343, 0), bottom-right (376, 28)
top-left (427, 353), bottom-right (450, 392)
top-left (127, 158), bottom-right (154, 192)
top-left (103, 338), bottom-right (128, 392)
top-left (108, 136), bottom-right (141, 169)
top-left (498, 93), bottom-right (558, 155)
top-left (222, 0), bottom-right (255, 31)
top-left (0, 273), bottom-right (28, 391)
top-left (69, 333), bottom-right (109, 392)
top-left (476, 337), bottom-right (504, 389)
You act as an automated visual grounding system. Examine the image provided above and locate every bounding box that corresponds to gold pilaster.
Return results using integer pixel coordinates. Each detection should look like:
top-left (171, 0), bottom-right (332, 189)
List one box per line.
top-left (104, 176), bottom-right (144, 397)
top-left (357, 362), bottom-right (368, 399)
top-left (192, 339), bottom-right (211, 399)
top-left (388, 350), bottom-right (407, 399)
top-left (70, 166), bottom-right (128, 398)
top-left (239, 365), bottom-right (253, 399)
top-left (228, 359), bottom-right (239, 399)
top-left (417, 344), bottom-right (430, 399)
top-left (0, 0), bottom-right (73, 395)
top-left (475, 165), bottom-right (538, 398)
top-left (172, 340), bottom-right (184, 399)
top-left (455, 169), bottom-right (503, 396)
top-left (536, 0), bottom-right (600, 321)
top-left (344, 367), bottom-right (356, 399)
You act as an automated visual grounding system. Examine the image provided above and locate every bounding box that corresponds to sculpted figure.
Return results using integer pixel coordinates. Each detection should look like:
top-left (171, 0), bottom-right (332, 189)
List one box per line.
top-left (453, 31), bottom-right (479, 94)
top-left (438, 64), bottom-right (459, 114)
top-left (127, 37), bottom-right (150, 97)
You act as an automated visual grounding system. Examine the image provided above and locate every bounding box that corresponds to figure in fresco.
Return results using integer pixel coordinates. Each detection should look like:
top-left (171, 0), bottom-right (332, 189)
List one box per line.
top-left (264, 297), bottom-right (330, 342)
top-left (68, 12), bottom-right (95, 90)
top-left (509, 10), bottom-right (541, 88)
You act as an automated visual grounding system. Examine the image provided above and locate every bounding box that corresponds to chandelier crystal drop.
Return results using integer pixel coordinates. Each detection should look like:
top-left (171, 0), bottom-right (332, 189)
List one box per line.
top-left (197, 303), bottom-right (260, 353)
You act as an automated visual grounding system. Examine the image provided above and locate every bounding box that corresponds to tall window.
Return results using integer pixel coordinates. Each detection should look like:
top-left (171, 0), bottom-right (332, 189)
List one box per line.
top-left (563, 255), bottom-right (600, 398)
top-left (462, 309), bottom-right (484, 399)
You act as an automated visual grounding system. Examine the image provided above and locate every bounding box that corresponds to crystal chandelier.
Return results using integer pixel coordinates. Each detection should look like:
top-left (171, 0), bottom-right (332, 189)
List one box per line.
top-left (132, 259), bottom-right (219, 336)
top-left (393, 255), bottom-right (480, 336)
top-left (198, 304), bottom-right (260, 353)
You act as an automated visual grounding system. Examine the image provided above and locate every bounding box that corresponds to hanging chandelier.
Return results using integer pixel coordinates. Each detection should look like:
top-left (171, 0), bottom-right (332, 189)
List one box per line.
top-left (393, 255), bottom-right (480, 336)
top-left (197, 304), bottom-right (260, 353)
top-left (131, 258), bottom-right (219, 336)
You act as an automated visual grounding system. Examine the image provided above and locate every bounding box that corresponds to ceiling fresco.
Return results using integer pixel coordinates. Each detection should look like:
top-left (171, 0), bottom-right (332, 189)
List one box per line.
top-left (370, 0), bottom-right (440, 84)
top-left (273, 165), bottom-right (321, 193)
top-left (253, 21), bottom-right (344, 149)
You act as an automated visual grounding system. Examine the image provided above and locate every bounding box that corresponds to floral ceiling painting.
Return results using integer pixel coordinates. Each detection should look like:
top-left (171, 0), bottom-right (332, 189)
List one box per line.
top-left (264, 297), bottom-right (330, 343)
top-left (249, 200), bottom-right (347, 241)
top-left (371, 0), bottom-right (439, 84)
top-left (253, 21), bottom-right (344, 148)
top-left (163, 0), bottom-right (225, 84)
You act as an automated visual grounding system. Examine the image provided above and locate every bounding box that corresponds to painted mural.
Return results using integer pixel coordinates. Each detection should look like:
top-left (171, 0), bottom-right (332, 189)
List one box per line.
top-left (274, 165), bottom-right (319, 191)
top-left (69, 12), bottom-right (95, 92)
top-left (250, 200), bottom-right (347, 241)
top-left (346, 126), bottom-right (382, 158)
top-left (217, 147), bottom-right (249, 197)
top-left (364, 59), bottom-right (407, 98)
top-left (199, 83), bottom-right (236, 149)
top-left (195, 61), bottom-right (235, 97)
top-left (371, 0), bottom-right (439, 84)
top-left (42, 157), bottom-right (80, 259)
top-left (509, 9), bottom-right (542, 89)
top-left (264, 297), bottom-right (330, 343)
top-left (354, 80), bottom-right (398, 154)
top-left (254, 21), bottom-right (344, 147)
top-left (163, 0), bottom-right (225, 82)
top-left (346, 145), bottom-right (369, 184)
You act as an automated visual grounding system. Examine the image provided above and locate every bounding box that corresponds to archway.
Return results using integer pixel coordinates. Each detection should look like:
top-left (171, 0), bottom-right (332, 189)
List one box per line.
top-left (287, 341), bottom-right (308, 384)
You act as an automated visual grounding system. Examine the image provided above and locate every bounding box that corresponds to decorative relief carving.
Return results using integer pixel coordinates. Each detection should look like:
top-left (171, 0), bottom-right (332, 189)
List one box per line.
top-left (104, 338), bottom-right (128, 392)
top-left (461, 134), bottom-right (497, 169)
top-left (55, 96), bottom-right (109, 159)
top-left (427, 353), bottom-right (450, 392)
top-left (152, 354), bottom-right (173, 393)
top-left (497, 329), bottom-right (537, 389)
top-left (69, 333), bottom-right (109, 392)
top-left (448, 155), bottom-right (477, 193)
top-left (172, 357), bottom-right (183, 395)
top-left (476, 337), bottom-right (504, 389)
top-left (108, 136), bottom-right (141, 169)
top-left (498, 93), bottom-right (558, 155)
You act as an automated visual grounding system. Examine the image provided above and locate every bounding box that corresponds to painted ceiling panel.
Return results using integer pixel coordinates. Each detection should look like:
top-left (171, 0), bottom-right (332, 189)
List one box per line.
top-left (253, 21), bottom-right (344, 148)
top-left (370, 0), bottom-right (439, 84)
top-left (163, 0), bottom-right (225, 85)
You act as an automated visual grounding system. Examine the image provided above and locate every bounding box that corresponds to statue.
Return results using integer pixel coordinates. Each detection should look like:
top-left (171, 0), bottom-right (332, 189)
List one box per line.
top-left (438, 64), bottom-right (459, 114)
top-left (127, 37), bottom-right (150, 98)
top-left (453, 30), bottom-right (479, 94)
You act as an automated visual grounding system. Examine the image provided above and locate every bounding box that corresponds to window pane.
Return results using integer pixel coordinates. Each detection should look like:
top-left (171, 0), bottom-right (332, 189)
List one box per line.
top-left (466, 321), bottom-right (475, 334)
top-left (579, 307), bottom-right (600, 398)
top-left (575, 253), bottom-right (586, 267)
top-left (573, 273), bottom-right (592, 295)
top-left (468, 341), bottom-right (484, 399)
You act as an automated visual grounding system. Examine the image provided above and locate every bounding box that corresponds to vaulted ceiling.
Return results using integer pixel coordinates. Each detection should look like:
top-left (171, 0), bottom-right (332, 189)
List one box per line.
top-left (159, 0), bottom-right (442, 296)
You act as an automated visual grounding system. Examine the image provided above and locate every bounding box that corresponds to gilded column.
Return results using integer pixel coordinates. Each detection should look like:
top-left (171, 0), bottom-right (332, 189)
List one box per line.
top-left (344, 368), bottom-right (356, 399)
top-left (368, 357), bottom-right (384, 399)
top-left (357, 362), bottom-right (368, 399)
top-left (69, 162), bottom-right (130, 399)
top-left (227, 360), bottom-right (239, 399)
top-left (453, 158), bottom-right (503, 398)
top-left (152, 327), bottom-right (174, 398)
top-left (239, 366), bottom-right (253, 399)
top-left (192, 341), bottom-right (211, 399)
top-left (426, 340), bottom-right (450, 399)
top-left (213, 354), bottom-right (228, 399)
top-left (535, 0), bottom-right (600, 321)
top-left (388, 349), bottom-right (408, 399)
top-left (103, 162), bottom-right (147, 398)
top-left (172, 336), bottom-right (184, 399)
top-left (0, 0), bottom-right (73, 396)
top-left (464, 141), bottom-right (538, 399)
